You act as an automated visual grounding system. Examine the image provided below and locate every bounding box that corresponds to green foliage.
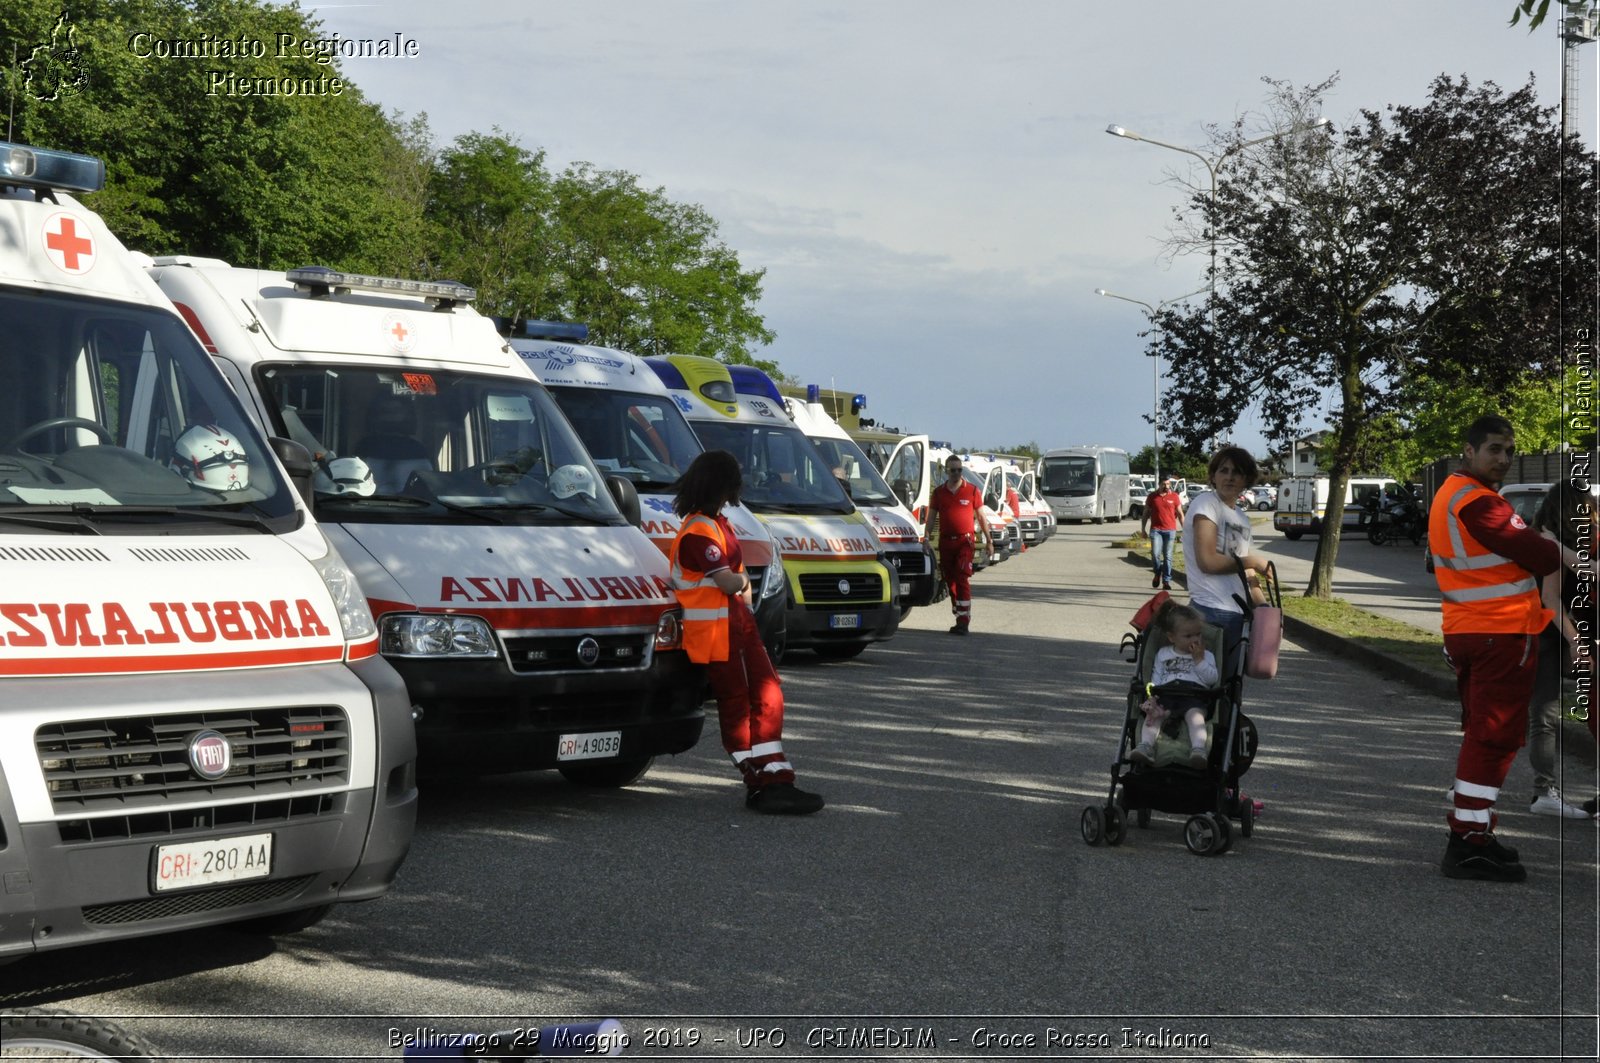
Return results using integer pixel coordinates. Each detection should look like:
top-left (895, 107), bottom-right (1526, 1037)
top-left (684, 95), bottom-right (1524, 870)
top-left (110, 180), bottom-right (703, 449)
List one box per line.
top-left (1509, 1), bottom-right (1593, 31)
top-left (1130, 442), bottom-right (1209, 480)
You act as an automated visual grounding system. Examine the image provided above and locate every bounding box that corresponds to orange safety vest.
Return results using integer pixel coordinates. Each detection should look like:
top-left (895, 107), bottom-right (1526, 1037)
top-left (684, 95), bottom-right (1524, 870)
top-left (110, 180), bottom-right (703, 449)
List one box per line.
top-left (669, 513), bottom-right (735, 664)
top-left (1428, 472), bottom-right (1553, 635)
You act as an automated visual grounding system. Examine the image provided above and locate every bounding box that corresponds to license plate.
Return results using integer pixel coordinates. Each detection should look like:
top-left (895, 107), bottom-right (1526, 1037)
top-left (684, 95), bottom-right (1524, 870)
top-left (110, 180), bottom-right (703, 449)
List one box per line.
top-left (898, 581), bottom-right (911, 595)
top-left (829, 613), bottom-right (861, 630)
top-left (153, 832), bottom-right (272, 893)
top-left (558, 730), bottom-right (622, 761)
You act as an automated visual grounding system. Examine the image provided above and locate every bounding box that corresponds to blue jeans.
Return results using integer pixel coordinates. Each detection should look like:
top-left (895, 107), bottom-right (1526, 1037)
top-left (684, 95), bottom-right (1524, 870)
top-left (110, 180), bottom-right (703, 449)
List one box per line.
top-left (1194, 603), bottom-right (1245, 676)
top-left (1149, 529), bottom-right (1176, 582)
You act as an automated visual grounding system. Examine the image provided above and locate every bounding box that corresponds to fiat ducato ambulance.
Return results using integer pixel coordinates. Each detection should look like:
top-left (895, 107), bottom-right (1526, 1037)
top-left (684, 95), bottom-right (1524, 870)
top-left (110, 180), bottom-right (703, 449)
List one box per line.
top-left (757, 380), bottom-right (940, 618)
top-left (0, 143), bottom-right (416, 958)
top-left (148, 262), bottom-right (702, 785)
top-left (509, 327), bottom-right (789, 661)
top-left (646, 356), bottom-right (897, 660)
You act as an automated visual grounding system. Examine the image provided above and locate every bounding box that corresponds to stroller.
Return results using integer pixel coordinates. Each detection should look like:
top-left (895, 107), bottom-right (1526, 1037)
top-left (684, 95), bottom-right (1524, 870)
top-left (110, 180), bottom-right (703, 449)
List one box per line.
top-left (1081, 566), bottom-right (1276, 856)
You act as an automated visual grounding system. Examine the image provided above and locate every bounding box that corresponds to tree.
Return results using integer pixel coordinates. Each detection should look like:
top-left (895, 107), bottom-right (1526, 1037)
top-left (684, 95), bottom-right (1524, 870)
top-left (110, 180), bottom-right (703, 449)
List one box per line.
top-left (1130, 442), bottom-right (1210, 481)
top-left (1145, 74), bottom-right (1596, 597)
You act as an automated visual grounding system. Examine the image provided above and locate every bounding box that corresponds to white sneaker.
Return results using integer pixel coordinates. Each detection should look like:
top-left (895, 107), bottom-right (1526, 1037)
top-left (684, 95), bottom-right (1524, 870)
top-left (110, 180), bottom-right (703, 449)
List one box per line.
top-left (1530, 787), bottom-right (1589, 818)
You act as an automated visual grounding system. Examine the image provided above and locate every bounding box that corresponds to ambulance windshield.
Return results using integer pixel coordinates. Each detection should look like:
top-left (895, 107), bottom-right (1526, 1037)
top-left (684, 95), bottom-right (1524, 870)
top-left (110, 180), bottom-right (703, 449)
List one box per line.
top-left (260, 365), bottom-right (622, 524)
top-left (805, 434), bottom-right (895, 506)
top-left (546, 385), bottom-right (704, 491)
top-left (0, 290), bottom-right (296, 526)
top-left (690, 420), bottom-right (852, 514)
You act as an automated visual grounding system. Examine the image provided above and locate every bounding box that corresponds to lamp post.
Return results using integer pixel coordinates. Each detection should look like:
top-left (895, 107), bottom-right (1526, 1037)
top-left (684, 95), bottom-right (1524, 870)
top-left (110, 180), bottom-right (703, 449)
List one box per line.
top-left (1105, 117), bottom-right (1331, 378)
top-left (1095, 286), bottom-right (1208, 484)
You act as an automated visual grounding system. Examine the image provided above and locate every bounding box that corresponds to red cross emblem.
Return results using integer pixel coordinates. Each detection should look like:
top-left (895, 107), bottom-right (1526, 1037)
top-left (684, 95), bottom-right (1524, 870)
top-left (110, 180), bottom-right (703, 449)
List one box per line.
top-left (43, 213), bottom-right (95, 274)
top-left (390, 321), bottom-right (408, 343)
top-left (382, 312), bottom-right (417, 353)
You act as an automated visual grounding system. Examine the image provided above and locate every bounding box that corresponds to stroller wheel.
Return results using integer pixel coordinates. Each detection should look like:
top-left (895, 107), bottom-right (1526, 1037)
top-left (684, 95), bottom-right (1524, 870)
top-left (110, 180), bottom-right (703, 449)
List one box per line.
top-left (1184, 812), bottom-right (1232, 856)
top-left (1136, 807), bottom-right (1151, 829)
top-left (1239, 794), bottom-right (1254, 838)
top-left (1080, 806), bottom-right (1105, 846)
top-left (1104, 805), bottom-right (1126, 846)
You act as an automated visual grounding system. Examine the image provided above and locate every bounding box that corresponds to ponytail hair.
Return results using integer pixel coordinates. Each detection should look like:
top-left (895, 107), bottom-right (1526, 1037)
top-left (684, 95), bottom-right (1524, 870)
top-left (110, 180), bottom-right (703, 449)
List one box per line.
top-left (1154, 599), bottom-right (1205, 638)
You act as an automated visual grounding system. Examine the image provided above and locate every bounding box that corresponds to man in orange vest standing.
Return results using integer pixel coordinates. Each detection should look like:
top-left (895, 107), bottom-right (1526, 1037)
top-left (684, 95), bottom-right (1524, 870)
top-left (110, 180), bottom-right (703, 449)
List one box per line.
top-left (671, 450), bottom-right (824, 815)
top-left (928, 454), bottom-right (992, 635)
top-left (1430, 415), bottom-right (1578, 881)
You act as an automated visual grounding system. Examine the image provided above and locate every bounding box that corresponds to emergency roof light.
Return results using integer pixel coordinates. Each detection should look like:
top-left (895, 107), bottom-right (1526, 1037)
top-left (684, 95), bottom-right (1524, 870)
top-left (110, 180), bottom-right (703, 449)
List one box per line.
top-left (0, 141), bottom-right (105, 194)
top-left (851, 393), bottom-right (868, 414)
top-left (286, 266), bottom-right (476, 308)
top-left (726, 364), bottom-right (784, 404)
top-left (516, 319), bottom-right (590, 343)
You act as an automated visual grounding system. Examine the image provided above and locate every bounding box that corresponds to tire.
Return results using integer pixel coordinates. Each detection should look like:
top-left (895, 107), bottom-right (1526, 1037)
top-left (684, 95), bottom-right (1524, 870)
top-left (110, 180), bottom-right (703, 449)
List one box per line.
top-left (1283, 529), bottom-right (1303, 541)
top-left (1239, 794), bottom-right (1255, 838)
top-left (1210, 812), bottom-right (1234, 854)
top-left (558, 756), bottom-right (654, 788)
top-left (813, 642), bottom-right (868, 660)
top-left (1367, 521), bottom-right (1388, 546)
top-left (1183, 813), bottom-right (1219, 856)
top-left (1080, 806), bottom-right (1104, 846)
top-left (0, 1008), bottom-right (167, 1061)
top-left (1104, 805), bottom-right (1126, 846)
top-left (232, 903), bottom-right (333, 936)
top-left (1136, 807), bottom-right (1152, 829)
top-left (1256, 499), bottom-right (1272, 511)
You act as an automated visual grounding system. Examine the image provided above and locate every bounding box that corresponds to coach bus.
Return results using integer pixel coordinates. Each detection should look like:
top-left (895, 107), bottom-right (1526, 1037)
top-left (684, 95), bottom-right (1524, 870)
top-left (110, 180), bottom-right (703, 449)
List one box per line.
top-left (1038, 445), bottom-right (1131, 524)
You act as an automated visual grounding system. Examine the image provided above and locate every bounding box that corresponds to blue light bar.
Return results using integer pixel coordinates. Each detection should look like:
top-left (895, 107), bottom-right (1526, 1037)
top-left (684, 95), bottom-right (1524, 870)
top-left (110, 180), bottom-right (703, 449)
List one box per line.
top-left (727, 364), bottom-right (784, 403)
top-left (518, 319), bottom-right (589, 342)
top-left (0, 141), bottom-right (105, 193)
top-left (851, 393), bottom-right (867, 414)
top-left (806, 384), bottom-right (820, 403)
top-left (286, 266), bottom-right (475, 305)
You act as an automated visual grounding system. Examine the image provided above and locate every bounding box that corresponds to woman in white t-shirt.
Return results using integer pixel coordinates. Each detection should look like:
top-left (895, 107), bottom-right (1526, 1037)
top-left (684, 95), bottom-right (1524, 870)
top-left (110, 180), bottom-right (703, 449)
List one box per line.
top-left (1181, 447), bottom-right (1271, 669)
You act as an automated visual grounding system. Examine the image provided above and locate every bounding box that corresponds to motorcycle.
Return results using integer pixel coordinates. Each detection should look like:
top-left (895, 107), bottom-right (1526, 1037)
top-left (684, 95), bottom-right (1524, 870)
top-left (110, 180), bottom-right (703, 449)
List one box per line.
top-left (1367, 495), bottom-right (1424, 546)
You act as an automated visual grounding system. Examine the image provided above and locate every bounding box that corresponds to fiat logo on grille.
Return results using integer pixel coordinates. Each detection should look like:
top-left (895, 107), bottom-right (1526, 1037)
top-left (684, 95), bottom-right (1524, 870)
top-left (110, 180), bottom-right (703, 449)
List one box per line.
top-left (576, 636), bottom-right (601, 666)
top-left (188, 730), bottom-right (233, 780)
top-left (837, 578), bottom-right (851, 595)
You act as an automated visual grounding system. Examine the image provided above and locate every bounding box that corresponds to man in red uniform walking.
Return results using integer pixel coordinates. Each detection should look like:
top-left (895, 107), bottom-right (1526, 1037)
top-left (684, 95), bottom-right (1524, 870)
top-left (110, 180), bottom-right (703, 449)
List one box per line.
top-left (1139, 476), bottom-right (1185, 590)
top-left (928, 454), bottom-right (992, 635)
top-left (1430, 415), bottom-right (1578, 881)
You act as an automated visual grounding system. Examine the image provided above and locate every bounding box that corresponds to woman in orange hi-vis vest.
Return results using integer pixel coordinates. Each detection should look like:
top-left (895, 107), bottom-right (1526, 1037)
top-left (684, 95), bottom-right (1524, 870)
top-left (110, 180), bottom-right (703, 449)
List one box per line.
top-left (670, 450), bottom-right (824, 815)
top-left (1429, 415), bottom-right (1577, 883)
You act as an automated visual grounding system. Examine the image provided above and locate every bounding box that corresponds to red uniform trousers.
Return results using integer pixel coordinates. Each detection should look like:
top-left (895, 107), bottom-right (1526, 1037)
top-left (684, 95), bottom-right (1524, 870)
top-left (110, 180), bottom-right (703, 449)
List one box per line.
top-left (940, 534), bottom-right (975, 628)
top-left (1445, 632), bottom-right (1539, 835)
top-left (705, 598), bottom-right (794, 790)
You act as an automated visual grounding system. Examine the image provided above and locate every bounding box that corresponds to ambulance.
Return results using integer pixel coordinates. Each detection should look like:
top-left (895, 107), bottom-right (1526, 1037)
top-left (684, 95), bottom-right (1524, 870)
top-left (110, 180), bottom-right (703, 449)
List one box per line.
top-left (148, 261), bottom-right (703, 785)
top-left (1003, 463), bottom-right (1056, 545)
top-left (960, 453), bottom-right (1023, 560)
top-left (509, 326), bottom-right (788, 661)
top-left (756, 380), bottom-right (941, 617)
top-left (0, 142), bottom-right (416, 957)
top-left (646, 356), bottom-right (898, 659)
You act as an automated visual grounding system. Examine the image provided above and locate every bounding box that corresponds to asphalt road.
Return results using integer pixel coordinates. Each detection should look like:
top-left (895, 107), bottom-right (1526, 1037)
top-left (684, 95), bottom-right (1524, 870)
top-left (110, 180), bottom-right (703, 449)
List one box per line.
top-left (1, 521), bottom-right (1595, 1062)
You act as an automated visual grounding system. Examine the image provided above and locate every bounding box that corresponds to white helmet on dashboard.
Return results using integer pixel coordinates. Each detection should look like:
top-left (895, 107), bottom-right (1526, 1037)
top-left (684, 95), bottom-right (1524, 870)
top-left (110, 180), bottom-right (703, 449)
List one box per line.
top-left (171, 424), bottom-right (249, 493)
top-left (549, 463), bottom-right (597, 500)
top-left (314, 456), bottom-right (376, 497)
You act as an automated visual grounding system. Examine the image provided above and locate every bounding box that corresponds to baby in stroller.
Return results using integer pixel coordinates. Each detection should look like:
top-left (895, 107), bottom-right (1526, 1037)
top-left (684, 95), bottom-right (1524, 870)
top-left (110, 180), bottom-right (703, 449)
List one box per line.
top-left (1130, 601), bottom-right (1217, 770)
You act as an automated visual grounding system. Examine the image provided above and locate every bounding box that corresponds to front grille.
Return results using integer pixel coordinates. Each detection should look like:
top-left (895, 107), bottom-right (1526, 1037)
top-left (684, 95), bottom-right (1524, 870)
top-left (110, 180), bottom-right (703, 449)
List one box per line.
top-left (57, 793), bottom-right (341, 844)
top-left (83, 875), bottom-right (314, 925)
top-left (502, 631), bottom-right (653, 674)
top-left (798, 571), bottom-right (884, 603)
top-left (884, 552), bottom-right (929, 578)
top-left (36, 707), bottom-right (351, 814)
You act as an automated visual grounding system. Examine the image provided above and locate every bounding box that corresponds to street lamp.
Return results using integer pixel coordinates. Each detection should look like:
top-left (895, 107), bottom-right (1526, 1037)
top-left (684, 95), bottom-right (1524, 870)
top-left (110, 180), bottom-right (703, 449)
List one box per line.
top-left (1094, 285), bottom-right (1207, 484)
top-left (1105, 117), bottom-right (1331, 365)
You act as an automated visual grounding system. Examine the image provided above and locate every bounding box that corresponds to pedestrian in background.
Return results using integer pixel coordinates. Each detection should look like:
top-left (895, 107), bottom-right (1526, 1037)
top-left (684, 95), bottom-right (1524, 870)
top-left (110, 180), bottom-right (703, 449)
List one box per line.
top-left (1525, 483), bottom-right (1595, 818)
top-left (1429, 415), bottom-right (1578, 881)
top-left (928, 454), bottom-right (992, 635)
top-left (1140, 476), bottom-right (1185, 590)
top-left (671, 450), bottom-right (824, 815)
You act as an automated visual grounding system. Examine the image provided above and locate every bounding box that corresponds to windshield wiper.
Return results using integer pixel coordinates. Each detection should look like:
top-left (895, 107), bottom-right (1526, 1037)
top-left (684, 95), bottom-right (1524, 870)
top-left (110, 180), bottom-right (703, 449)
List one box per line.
top-left (76, 504), bottom-right (278, 531)
top-left (0, 509), bottom-right (103, 534)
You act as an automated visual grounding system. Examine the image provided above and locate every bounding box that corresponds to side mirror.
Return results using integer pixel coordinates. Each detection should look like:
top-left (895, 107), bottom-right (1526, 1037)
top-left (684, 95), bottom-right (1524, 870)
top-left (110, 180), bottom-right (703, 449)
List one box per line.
top-left (605, 474), bottom-right (641, 527)
top-left (270, 436), bottom-right (314, 508)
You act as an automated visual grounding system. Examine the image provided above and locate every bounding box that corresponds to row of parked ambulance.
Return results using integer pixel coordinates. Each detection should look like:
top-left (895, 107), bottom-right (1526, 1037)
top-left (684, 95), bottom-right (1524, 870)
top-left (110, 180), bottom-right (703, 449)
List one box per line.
top-left (0, 140), bottom-right (1062, 960)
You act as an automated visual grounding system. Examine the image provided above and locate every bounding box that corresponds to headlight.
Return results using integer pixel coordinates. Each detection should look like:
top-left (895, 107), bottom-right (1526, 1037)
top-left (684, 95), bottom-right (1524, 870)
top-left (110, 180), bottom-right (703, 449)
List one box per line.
top-left (381, 614), bottom-right (498, 657)
top-left (654, 607), bottom-right (683, 651)
top-left (761, 554), bottom-right (786, 599)
top-left (311, 534), bottom-right (377, 642)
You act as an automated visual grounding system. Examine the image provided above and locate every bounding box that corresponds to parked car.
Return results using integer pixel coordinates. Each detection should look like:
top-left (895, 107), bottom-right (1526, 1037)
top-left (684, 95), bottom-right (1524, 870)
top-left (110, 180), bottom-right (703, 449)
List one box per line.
top-left (1499, 482), bottom-right (1551, 524)
top-left (1254, 483), bottom-right (1278, 511)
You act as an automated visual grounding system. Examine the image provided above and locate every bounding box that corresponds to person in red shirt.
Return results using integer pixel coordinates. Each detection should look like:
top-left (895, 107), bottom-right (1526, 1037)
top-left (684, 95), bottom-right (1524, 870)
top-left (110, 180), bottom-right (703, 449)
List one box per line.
top-left (1139, 477), bottom-right (1185, 590)
top-left (671, 450), bottom-right (823, 815)
top-left (1430, 415), bottom-right (1579, 881)
top-left (927, 454), bottom-right (992, 635)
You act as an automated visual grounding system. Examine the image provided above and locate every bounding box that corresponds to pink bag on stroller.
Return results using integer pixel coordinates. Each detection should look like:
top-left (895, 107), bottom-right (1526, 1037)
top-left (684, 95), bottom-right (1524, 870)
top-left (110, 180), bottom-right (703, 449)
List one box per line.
top-left (1244, 562), bottom-right (1282, 680)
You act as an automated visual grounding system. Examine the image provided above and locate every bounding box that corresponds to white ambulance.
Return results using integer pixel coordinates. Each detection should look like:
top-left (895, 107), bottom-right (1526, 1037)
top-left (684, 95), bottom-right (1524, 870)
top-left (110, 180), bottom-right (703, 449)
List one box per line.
top-left (960, 453), bottom-right (1022, 560)
top-left (0, 142), bottom-right (416, 958)
top-left (646, 356), bottom-right (898, 660)
top-left (1004, 463), bottom-right (1056, 545)
top-left (510, 326), bottom-right (789, 661)
top-left (148, 262), bottom-right (703, 785)
top-left (762, 381), bottom-right (941, 617)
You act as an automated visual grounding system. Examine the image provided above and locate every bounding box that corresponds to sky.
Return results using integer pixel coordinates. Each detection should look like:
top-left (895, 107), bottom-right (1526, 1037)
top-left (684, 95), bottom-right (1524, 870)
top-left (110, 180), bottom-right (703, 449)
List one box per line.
top-left (306, 0), bottom-right (1594, 459)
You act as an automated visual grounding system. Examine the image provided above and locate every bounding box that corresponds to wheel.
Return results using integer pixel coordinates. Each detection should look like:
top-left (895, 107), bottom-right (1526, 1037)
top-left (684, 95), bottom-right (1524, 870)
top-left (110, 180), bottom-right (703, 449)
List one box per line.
top-left (813, 642), bottom-right (868, 660)
top-left (1257, 499), bottom-right (1273, 511)
top-left (231, 903), bottom-right (333, 936)
top-left (3, 417), bottom-right (115, 452)
top-left (558, 756), bottom-right (653, 788)
top-left (1283, 529), bottom-right (1303, 541)
top-left (0, 1008), bottom-right (167, 1061)
top-left (1080, 805), bottom-right (1104, 846)
top-left (1136, 807), bottom-right (1152, 828)
top-left (1184, 813), bottom-right (1221, 855)
top-left (1239, 793), bottom-right (1255, 838)
top-left (1104, 805), bottom-right (1126, 846)
top-left (1210, 812), bottom-right (1234, 854)
top-left (1367, 520), bottom-right (1388, 545)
